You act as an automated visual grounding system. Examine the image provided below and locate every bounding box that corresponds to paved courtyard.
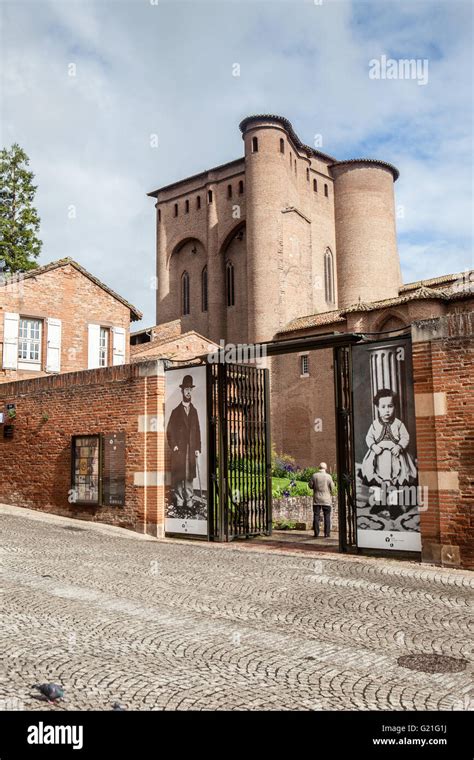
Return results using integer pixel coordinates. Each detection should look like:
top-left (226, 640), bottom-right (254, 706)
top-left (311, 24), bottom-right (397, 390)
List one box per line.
top-left (1, 504), bottom-right (473, 711)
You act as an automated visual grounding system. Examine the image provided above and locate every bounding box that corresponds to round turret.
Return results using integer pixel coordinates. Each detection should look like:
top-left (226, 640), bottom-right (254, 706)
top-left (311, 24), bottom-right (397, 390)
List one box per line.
top-left (331, 160), bottom-right (402, 308)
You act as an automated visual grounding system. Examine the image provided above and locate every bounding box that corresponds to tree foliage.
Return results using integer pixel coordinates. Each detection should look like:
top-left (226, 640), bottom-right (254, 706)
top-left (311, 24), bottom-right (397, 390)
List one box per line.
top-left (0, 143), bottom-right (42, 272)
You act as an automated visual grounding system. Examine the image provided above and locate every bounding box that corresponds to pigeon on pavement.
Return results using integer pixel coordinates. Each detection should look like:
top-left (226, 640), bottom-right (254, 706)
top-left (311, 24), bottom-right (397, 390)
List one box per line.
top-left (32, 683), bottom-right (64, 703)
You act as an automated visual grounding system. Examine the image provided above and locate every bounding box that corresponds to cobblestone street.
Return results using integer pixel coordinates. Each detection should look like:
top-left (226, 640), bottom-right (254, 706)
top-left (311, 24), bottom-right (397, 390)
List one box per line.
top-left (1, 504), bottom-right (473, 712)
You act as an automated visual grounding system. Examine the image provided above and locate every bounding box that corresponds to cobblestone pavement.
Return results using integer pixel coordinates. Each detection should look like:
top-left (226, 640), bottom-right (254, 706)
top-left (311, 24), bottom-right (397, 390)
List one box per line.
top-left (1, 505), bottom-right (473, 712)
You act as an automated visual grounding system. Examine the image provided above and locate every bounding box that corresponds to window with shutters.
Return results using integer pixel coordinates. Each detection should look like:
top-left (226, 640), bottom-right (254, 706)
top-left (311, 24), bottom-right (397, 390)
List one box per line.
top-left (99, 327), bottom-right (109, 367)
top-left (18, 318), bottom-right (42, 363)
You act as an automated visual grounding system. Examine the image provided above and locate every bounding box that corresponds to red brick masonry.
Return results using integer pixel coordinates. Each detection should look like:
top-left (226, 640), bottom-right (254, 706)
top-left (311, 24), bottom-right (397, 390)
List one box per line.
top-left (0, 313), bottom-right (472, 568)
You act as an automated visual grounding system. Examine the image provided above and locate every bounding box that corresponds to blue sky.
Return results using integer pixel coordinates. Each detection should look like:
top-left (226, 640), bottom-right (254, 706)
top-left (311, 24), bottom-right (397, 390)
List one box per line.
top-left (1, 0), bottom-right (472, 327)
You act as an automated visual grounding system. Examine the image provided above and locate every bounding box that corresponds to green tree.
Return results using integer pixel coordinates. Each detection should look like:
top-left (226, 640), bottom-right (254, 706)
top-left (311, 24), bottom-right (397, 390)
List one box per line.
top-left (0, 143), bottom-right (42, 272)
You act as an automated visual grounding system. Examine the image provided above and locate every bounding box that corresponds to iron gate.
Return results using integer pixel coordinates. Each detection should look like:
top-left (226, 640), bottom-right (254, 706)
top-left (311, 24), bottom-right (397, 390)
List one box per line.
top-left (334, 345), bottom-right (357, 553)
top-left (207, 362), bottom-right (272, 541)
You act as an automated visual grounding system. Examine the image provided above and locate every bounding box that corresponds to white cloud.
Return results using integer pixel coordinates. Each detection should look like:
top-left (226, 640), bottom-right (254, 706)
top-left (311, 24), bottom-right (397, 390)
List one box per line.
top-left (1, 0), bottom-right (472, 325)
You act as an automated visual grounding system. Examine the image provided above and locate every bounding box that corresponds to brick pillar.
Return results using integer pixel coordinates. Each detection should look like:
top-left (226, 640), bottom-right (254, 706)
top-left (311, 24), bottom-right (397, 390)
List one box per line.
top-left (412, 313), bottom-right (473, 570)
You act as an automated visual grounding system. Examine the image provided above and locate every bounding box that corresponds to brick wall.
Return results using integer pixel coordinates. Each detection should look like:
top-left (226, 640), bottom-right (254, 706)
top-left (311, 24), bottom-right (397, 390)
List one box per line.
top-left (412, 312), bottom-right (473, 569)
top-left (0, 361), bottom-right (165, 537)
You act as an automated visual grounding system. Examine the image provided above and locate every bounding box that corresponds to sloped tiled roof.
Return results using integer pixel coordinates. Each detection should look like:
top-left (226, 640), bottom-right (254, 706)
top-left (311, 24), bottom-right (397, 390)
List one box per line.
top-left (279, 276), bottom-right (473, 335)
top-left (1, 257), bottom-right (142, 320)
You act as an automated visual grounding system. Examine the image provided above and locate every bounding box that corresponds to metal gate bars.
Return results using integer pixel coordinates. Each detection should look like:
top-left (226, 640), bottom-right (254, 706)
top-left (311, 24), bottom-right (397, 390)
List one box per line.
top-left (207, 362), bottom-right (272, 541)
top-left (334, 345), bottom-right (357, 552)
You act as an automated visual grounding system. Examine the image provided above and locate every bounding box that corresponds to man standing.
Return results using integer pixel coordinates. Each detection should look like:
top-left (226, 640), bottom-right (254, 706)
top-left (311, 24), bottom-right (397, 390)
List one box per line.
top-left (166, 374), bottom-right (201, 512)
top-left (309, 462), bottom-right (335, 538)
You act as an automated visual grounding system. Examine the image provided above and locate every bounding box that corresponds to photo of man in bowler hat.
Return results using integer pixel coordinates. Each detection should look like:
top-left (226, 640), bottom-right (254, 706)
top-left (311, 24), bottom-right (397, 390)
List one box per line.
top-left (166, 374), bottom-right (202, 514)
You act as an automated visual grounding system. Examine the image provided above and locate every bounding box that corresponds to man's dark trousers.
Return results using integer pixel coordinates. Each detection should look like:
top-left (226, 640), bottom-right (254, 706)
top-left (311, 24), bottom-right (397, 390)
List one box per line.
top-left (313, 504), bottom-right (331, 537)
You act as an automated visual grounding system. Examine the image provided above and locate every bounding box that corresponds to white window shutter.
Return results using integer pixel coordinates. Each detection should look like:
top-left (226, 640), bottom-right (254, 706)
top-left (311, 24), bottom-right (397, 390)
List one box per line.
top-left (46, 318), bottom-right (61, 373)
top-left (112, 326), bottom-right (126, 366)
top-left (3, 312), bottom-right (19, 369)
top-left (88, 324), bottom-right (101, 369)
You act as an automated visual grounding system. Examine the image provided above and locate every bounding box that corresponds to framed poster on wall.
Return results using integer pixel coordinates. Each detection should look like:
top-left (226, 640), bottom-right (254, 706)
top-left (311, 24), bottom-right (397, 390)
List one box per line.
top-left (352, 338), bottom-right (421, 552)
top-left (164, 365), bottom-right (208, 537)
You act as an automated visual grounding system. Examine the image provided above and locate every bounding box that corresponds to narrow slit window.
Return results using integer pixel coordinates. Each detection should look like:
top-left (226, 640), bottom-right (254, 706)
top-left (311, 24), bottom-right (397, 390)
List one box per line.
top-left (226, 261), bottom-right (235, 307)
top-left (324, 184), bottom-right (329, 197)
top-left (185, 199), bottom-right (189, 213)
top-left (182, 271), bottom-right (190, 315)
top-left (313, 179), bottom-right (318, 192)
top-left (252, 136), bottom-right (258, 152)
top-left (227, 184), bottom-right (232, 199)
top-left (301, 355), bottom-right (309, 376)
top-left (174, 203), bottom-right (178, 217)
top-left (208, 190), bottom-right (213, 203)
top-left (201, 266), bottom-right (208, 312)
top-left (196, 195), bottom-right (201, 209)
top-left (238, 180), bottom-right (244, 194)
top-left (280, 138), bottom-right (285, 154)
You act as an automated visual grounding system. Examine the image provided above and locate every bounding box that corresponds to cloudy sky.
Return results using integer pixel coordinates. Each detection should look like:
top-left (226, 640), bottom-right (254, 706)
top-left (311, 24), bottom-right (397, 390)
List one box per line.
top-left (1, 0), bottom-right (472, 328)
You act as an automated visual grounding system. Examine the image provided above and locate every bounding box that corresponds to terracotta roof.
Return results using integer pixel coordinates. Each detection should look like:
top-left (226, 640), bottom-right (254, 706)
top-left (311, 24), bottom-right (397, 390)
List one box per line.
top-left (330, 158), bottom-right (399, 181)
top-left (131, 330), bottom-right (219, 360)
top-left (239, 114), bottom-right (337, 162)
top-left (1, 258), bottom-right (142, 320)
top-left (279, 310), bottom-right (346, 334)
top-left (399, 271), bottom-right (470, 293)
top-left (279, 281), bottom-right (473, 335)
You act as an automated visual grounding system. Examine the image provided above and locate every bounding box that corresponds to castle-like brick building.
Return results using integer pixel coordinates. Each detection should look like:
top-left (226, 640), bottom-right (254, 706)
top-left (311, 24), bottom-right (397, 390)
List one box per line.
top-left (149, 114), bottom-right (402, 346)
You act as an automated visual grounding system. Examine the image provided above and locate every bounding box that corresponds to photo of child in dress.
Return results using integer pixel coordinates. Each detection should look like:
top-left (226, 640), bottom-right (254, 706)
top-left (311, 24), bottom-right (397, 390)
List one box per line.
top-left (361, 388), bottom-right (417, 521)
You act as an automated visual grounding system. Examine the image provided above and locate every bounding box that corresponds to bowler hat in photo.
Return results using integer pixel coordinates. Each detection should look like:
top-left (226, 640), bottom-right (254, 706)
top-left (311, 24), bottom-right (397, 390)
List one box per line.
top-left (179, 374), bottom-right (195, 389)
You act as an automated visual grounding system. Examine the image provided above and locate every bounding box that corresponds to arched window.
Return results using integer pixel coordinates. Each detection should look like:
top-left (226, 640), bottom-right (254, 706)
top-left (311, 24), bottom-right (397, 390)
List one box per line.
top-left (185, 199), bottom-right (189, 213)
top-left (201, 266), bottom-right (208, 312)
top-left (279, 138), bottom-right (285, 154)
top-left (324, 249), bottom-right (335, 305)
top-left (324, 183), bottom-right (329, 197)
top-left (313, 179), bottom-right (318, 193)
top-left (306, 168), bottom-right (309, 182)
top-left (226, 261), bottom-right (235, 307)
top-left (227, 184), bottom-right (232, 199)
top-left (252, 136), bottom-right (258, 152)
top-left (174, 203), bottom-right (178, 217)
top-left (208, 190), bottom-right (213, 204)
top-left (238, 180), bottom-right (244, 194)
top-left (196, 195), bottom-right (201, 209)
top-left (181, 271), bottom-right (190, 315)
top-left (158, 209), bottom-right (161, 222)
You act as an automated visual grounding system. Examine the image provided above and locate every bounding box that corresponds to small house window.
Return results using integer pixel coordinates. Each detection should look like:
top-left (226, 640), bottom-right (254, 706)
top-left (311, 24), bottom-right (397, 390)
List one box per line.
top-left (252, 136), bottom-right (258, 152)
top-left (201, 266), bottom-right (208, 312)
top-left (99, 327), bottom-right (109, 368)
top-left (182, 271), bottom-right (190, 315)
top-left (18, 318), bottom-right (41, 363)
top-left (197, 196), bottom-right (201, 209)
top-left (227, 184), bottom-right (232, 199)
top-left (313, 179), bottom-right (318, 193)
top-left (174, 203), bottom-right (178, 217)
top-left (324, 184), bottom-right (329, 197)
top-left (238, 180), bottom-right (244, 194)
top-left (280, 138), bottom-right (285, 154)
top-left (300, 355), bottom-right (309, 376)
top-left (208, 190), bottom-right (213, 203)
top-left (185, 199), bottom-right (189, 213)
top-left (226, 261), bottom-right (235, 307)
